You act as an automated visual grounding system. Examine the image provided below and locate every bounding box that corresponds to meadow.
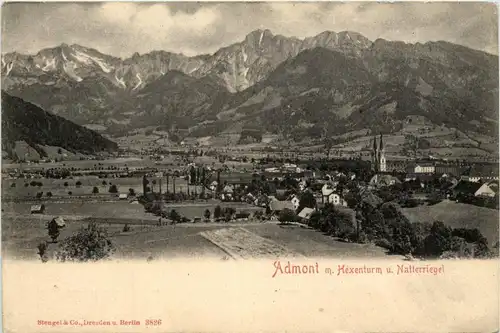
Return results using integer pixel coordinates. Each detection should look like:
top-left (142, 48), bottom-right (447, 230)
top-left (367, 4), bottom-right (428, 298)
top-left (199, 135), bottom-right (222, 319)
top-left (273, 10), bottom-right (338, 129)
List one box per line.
top-left (403, 201), bottom-right (499, 245)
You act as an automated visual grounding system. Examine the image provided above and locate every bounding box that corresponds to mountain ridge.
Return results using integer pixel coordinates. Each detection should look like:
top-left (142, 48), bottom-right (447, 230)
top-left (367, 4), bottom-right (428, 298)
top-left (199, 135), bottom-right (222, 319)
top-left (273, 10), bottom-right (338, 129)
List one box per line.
top-left (2, 29), bottom-right (498, 146)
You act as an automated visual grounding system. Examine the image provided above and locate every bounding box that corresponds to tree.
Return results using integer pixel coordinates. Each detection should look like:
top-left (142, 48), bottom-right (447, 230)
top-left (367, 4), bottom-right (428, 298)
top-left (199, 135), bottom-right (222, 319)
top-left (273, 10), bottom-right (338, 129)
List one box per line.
top-left (214, 205), bottom-right (222, 219)
top-left (37, 241), bottom-right (48, 263)
top-left (10, 182), bottom-right (16, 188)
top-left (75, 180), bottom-right (82, 187)
top-left (47, 220), bottom-right (63, 243)
top-left (36, 192), bottom-right (43, 199)
top-left (102, 180), bottom-right (107, 186)
top-left (63, 182), bottom-right (69, 187)
top-left (128, 188), bottom-right (136, 197)
top-left (92, 186), bottom-right (99, 194)
top-left (67, 191), bottom-right (72, 195)
top-left (169, 209), bottom-right (181, 222)
top-left (297, 191), bottom-right (316, 213)
top-left (423, 221), bottom-right (452, 257)
top-left (55, 223), bottom-right (115, 262)
top-left (278, 209), bottom-right (298, 223)
top-left (46, 192), bottom-right (53, 198)
top-left (108, 185), bottom-right (118, 193)
top-left (204, 209), bottom-right (211, 220)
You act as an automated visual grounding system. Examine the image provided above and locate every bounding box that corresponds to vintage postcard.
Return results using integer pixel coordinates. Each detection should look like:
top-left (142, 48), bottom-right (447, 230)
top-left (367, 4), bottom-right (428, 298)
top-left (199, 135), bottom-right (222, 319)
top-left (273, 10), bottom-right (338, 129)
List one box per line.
top-left (1, 1), bottom-right (499, 332)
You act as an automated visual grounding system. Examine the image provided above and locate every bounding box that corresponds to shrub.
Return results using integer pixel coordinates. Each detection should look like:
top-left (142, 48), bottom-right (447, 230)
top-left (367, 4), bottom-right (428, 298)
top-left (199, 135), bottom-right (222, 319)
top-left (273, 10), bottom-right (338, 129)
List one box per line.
top-left (46, 192), bottom-right (53, 197)
top-left (63, 182), bottom-right (69, 187)
top-left (123, 224), bottom-right (131, 232)
top-left (55, 223), bottom-right (115, 262)
top-left (128, 188), bottom-right (136, 196)
top-left (92, 186), bottom-right (99, 194)
top-left (169, 209), bottom-right (181, 222)
top-left (213, 206), bottom-right (222, 219)
top-left (10, 182), bottom-right (16, 188)
top-left (67, 191), bottom-right (73, 195)
top-left (24, 183), bottom-right (29, 187)
top-left (204, 209), bottom-right (211, 220)
top-left (37, 241), bottom-right (49, 263)
top-left (75, 180), bottom-right (82, 187)
top-left (108, 184), bottom-right (118, 193)
top-left (36, 192), bottom-right (43, 199)
top-left (423, 221), bottom-right (452, 257)
top-left (102, 180), bottom-right (107, 186)
top-left (375, 238), bottom-right (392, 250)
top-left (278, 208), bottom-right (298, 223)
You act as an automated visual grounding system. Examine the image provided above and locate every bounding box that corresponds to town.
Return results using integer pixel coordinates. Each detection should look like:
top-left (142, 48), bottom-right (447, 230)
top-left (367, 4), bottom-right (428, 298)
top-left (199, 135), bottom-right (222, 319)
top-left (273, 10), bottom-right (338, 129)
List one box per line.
top-left (2, 133), bottom-right (498, 262)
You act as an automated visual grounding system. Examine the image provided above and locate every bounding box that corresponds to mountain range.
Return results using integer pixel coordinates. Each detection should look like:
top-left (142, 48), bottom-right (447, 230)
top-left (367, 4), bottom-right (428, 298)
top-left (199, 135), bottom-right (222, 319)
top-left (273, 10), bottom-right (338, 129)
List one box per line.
top-left (2, 29), bottom-right (498, 144)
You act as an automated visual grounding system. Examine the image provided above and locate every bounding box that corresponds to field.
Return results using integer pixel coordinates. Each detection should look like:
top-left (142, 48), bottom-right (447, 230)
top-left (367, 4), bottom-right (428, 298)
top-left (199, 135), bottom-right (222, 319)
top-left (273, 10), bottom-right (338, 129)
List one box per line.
top-left (403, 201), bottom-right (499, 245)
top-left (2, 197), bottom-right (392, 261)
top-left (2, 175), bottom-right (206, 199)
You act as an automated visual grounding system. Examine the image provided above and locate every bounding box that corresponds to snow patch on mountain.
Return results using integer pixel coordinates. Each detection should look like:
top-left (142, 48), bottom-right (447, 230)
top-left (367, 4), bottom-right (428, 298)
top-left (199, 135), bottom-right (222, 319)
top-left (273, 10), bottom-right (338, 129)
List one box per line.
top-left (63, 62), bottom-right (83, 82)
top-left (61, 50), bottom-right (68, 62)
top-left (42, 58), bottom-right (56, 71)
top-left (115, 75), bottom-right (127, 88)
top-left (73, 49), bottom-right (113, 73)
top-left (132, 73), bottom-right (142, 90)
top-left (259, 31), bottom-right (264, 46)
top-left (4, 62), bottom-right (13, 76)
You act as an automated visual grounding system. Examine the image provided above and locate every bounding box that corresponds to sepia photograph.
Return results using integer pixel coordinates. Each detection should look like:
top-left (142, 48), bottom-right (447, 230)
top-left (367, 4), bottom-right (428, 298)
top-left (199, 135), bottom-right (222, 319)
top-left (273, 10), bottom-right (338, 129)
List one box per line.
top-left (1, 1), bottom-right (499, 331)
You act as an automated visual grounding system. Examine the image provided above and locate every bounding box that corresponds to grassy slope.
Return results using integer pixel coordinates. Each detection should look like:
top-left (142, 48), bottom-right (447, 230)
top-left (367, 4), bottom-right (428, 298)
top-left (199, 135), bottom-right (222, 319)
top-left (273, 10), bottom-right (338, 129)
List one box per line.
top-left (403, 201), bottom-right (499, 245)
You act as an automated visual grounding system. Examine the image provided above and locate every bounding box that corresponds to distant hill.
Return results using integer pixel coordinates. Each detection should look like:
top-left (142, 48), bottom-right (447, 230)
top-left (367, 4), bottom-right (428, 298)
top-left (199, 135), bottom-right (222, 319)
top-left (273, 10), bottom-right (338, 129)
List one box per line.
top-left (1, 92), bottom-right (118, 160)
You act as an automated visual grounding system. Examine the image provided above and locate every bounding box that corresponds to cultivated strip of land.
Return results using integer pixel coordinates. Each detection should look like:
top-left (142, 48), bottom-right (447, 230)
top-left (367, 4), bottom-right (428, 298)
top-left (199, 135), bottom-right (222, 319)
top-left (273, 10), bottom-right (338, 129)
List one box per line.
top-left (199, 227), bottom-right (305, 259)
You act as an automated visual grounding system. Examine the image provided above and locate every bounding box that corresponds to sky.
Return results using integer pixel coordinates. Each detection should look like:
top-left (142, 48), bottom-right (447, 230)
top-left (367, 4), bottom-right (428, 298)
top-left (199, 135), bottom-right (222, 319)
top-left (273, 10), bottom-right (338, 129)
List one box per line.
top-left (2, 2), bottom-right (498, 58)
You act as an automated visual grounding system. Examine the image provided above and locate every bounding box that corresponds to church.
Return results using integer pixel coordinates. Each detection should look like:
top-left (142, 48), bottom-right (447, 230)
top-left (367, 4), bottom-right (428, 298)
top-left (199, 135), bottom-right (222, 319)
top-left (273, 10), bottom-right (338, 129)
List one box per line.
top-left (371, 134), bottom-right (386, 173)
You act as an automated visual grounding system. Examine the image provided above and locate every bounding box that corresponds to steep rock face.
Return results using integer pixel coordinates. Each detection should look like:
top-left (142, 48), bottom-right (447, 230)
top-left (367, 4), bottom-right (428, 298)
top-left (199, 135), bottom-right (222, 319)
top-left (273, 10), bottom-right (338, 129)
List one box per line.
top-left (1, 29), bottom-right (378, 93)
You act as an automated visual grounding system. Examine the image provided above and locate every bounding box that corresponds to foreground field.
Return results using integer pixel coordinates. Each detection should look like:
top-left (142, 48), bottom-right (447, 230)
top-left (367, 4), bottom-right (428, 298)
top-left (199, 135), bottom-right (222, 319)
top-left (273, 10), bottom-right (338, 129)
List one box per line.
top-left (2, 199), bottom-right (391, 261)
top-left (403, 201), bottom-right (499, 245)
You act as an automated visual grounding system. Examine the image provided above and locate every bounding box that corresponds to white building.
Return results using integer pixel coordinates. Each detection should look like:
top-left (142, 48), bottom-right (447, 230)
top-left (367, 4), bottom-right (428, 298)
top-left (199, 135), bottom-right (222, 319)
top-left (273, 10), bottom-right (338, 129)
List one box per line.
top-left (291, 195), bottom-right (300, 210)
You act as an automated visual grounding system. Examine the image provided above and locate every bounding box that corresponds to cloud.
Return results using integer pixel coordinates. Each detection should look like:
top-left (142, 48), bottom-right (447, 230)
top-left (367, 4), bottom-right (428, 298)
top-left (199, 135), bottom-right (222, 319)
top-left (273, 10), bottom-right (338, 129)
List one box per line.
top-left (1, 2), bottom-right (497, 57)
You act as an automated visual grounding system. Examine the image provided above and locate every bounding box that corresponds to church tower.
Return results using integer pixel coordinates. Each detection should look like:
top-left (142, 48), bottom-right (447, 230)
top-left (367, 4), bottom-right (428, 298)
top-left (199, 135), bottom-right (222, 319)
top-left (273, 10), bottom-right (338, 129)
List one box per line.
top-left (371, 135), bottom-right (379, 173)
top-left (378, 133), bottom-right (387, 172)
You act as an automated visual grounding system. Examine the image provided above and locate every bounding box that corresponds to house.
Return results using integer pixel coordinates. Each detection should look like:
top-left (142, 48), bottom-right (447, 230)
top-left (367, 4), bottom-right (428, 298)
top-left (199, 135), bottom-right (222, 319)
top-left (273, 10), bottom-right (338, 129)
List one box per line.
top-left (321, 183), bottom-right (335, 197)
top-left (118, 193), bottom-right (128, 200)
top-left (451, 181), bottom-right (482, 198)
top-left (298, 207), bottom-right (315, 221)
top-left (269, 200), bottom-right (295, 213)
top-left (220, 184), bottom-right (234, 201)
top-left (267, 195), bottom-right (278, 202)
top-left (463, 164), bottom-right (499, 183)
top-left (474, 181), bottom-right (499, 198)
top-left (406, 162), bottom-right (435, 174)
top-left (290, 195), bottom-right (300, 210)
top-left (50, 216), bottom-right (66, 227)
top-left (30, 204), bottom-right (45, 214)
top-left (369, 174), bottom-right (401, 187)
top-left (209, 180), bottom-right (218, 191)
top-left (325, 192), bottom-right (348, 206)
